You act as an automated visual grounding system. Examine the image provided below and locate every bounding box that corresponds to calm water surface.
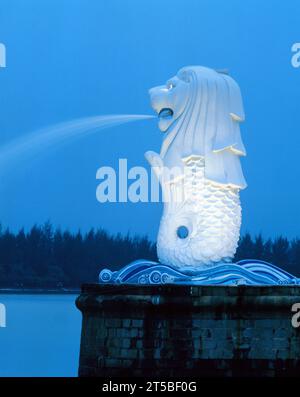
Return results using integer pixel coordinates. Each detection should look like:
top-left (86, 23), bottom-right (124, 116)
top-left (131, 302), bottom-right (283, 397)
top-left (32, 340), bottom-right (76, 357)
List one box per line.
top-left (0, 294), bottom-right (81, 377)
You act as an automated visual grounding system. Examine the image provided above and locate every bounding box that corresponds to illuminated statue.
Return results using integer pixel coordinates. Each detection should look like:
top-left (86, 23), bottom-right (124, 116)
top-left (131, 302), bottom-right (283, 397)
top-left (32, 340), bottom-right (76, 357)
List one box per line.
top-left (146, 66), bottom-right (246, 271)
top-left (99, 66), bottom-right (300, 285)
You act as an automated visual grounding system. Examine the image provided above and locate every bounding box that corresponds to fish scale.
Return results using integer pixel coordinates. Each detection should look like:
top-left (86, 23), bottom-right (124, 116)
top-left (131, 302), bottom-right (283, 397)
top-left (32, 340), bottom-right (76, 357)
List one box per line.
top-left (157, 156), bottom-right (241, 271)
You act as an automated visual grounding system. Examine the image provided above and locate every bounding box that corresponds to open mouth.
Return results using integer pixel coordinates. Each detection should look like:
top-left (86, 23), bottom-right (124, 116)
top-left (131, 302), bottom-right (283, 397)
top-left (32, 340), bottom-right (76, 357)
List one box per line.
top-left (158, 108), bottom-right (173, 119)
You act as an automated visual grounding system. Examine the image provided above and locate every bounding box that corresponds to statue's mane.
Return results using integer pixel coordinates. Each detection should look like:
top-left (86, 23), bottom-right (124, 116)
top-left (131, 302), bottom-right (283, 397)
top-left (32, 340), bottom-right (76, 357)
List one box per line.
top-left (160, 66), bottom-right (247, 189)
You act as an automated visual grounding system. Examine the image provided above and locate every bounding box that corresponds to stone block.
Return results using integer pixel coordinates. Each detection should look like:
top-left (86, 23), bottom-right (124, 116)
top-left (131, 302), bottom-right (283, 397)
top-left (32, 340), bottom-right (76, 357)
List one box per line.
top-left (132, 319), bottom-right (143, 327)
top-left (120, 348), bottom-right (138, 359)
top-left (122, 319), bottom-right (131, 327)
top-left (104, 359), bottom-right (122, 368)
top-left (105, 319), bottom-right (122, 327)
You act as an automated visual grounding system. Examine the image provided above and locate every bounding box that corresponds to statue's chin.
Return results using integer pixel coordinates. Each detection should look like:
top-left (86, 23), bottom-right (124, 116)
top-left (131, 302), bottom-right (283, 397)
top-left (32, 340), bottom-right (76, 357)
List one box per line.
top-left (158, 117), bottom-right (173, 132)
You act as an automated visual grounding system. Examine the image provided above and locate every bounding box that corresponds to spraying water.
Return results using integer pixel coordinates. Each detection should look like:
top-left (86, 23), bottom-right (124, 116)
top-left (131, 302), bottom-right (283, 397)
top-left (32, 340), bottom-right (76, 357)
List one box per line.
top-left (0, 114), bottom-right (154, 167)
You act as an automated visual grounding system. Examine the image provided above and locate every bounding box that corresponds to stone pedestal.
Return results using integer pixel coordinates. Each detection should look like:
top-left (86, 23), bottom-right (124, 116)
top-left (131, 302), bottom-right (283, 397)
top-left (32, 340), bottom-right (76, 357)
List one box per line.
top-left (76, 284), bottom-right (300, 377)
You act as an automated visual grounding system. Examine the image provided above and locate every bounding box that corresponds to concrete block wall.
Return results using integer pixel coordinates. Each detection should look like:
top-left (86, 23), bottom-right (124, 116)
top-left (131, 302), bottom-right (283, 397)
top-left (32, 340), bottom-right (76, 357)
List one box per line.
top-left (76, 284), bottom-right (300, 376)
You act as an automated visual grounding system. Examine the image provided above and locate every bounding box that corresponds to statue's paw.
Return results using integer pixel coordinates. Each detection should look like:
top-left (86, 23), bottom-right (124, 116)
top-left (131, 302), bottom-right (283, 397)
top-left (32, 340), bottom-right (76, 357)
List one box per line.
top-left (144, 151), bottom-right (164, 170)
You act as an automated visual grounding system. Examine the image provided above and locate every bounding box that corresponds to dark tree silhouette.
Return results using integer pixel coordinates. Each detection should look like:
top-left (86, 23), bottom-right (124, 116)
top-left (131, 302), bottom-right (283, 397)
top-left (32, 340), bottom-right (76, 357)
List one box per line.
top-left (235, 233), bottom-right (255, 261)
top-left (0, 222), bottom-right (157, 288)
top-left (271, 237), bottom-right (290, 267)
top-left (0, 223), bottom-right (299, 289)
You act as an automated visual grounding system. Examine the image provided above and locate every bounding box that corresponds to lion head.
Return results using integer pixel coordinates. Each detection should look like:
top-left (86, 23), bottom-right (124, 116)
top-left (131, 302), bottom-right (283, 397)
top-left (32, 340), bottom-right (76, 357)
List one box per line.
top-left (149, 66), bottom-right (247, 189)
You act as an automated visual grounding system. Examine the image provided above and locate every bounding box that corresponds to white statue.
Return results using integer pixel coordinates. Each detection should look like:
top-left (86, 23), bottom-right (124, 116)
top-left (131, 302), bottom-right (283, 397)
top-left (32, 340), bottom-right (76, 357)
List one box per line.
top-left (99, 65), bottom-right (300, 285)
top-left (146, 66), bottom-right (247, 272)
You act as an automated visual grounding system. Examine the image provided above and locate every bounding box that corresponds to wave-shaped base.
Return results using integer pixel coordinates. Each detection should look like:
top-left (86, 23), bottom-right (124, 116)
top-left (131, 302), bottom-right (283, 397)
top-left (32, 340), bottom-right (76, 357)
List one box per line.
top-left (99, 259), bottom-right (300, 286)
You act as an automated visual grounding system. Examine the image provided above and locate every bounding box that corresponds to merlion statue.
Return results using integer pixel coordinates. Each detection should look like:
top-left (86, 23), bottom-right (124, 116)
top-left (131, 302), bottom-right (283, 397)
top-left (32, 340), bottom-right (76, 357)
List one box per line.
top-left (99, 66), bottom-right (300, 285)
top-left (145, 66), bottom-right (247, 272)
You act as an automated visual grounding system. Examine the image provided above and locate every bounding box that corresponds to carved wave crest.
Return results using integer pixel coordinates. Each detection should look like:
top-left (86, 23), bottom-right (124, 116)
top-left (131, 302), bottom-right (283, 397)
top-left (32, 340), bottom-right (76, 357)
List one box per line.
top-left (99, 259), bottom-right (300, 286)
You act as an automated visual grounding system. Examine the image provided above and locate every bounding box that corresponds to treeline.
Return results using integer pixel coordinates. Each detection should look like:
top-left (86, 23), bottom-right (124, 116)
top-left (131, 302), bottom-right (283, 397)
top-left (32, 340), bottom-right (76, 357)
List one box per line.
top-left (0, 223), bottom-right (156, 288)
top-left (235, 233), bottom-right (300, 276)
top-left (0, 223), bottom-right (299, 288)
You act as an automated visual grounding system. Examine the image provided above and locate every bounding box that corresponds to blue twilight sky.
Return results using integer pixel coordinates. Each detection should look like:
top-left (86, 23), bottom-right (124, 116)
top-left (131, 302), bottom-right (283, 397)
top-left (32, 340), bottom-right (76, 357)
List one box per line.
top-left (0, 0), bottom-right (299, 240)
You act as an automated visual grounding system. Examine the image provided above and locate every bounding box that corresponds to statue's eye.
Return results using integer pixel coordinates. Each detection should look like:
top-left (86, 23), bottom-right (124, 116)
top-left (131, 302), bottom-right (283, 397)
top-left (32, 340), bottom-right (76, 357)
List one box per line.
top-left (167, 83), bottom-right (175, 90)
